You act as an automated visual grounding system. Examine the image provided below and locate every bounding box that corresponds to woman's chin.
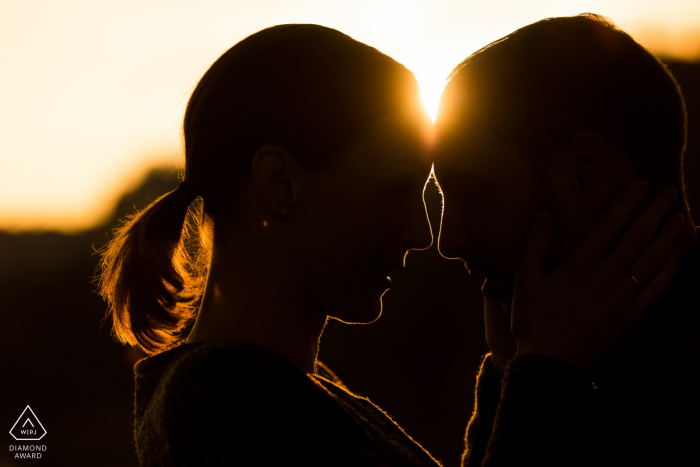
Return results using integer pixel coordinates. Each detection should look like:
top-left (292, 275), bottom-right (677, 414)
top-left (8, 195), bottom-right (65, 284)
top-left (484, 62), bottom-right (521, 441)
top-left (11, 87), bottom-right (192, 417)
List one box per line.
top-left (330, 298), bottom-right (384, 324)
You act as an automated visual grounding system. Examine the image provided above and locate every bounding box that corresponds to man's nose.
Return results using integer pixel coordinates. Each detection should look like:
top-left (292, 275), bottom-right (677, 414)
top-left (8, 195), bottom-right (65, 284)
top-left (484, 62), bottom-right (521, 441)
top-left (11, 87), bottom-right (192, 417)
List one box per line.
top-left (437, 199), bottom-right (465, 259)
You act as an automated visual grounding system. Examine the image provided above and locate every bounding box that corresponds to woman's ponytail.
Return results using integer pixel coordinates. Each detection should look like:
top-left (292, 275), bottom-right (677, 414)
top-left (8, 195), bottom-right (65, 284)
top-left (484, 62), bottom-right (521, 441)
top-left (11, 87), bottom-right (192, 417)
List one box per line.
top-left (97, 182), bottom-right (207, 355)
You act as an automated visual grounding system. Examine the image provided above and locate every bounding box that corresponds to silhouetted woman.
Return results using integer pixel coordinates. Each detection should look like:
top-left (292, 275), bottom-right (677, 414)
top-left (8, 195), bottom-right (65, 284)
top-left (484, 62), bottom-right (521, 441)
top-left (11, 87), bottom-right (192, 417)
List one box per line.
top-left (99, 24), bottom-right (438, 466)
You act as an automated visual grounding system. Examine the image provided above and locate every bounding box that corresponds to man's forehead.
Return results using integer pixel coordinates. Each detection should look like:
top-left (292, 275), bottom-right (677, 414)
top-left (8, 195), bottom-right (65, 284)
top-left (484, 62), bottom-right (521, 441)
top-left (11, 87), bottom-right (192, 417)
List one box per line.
top-left (433, 126), bottom-right (493, 168)
top-left (433, 126), bottom-right (523, 186)
top-left (433, 159), bottom-right (491, 189)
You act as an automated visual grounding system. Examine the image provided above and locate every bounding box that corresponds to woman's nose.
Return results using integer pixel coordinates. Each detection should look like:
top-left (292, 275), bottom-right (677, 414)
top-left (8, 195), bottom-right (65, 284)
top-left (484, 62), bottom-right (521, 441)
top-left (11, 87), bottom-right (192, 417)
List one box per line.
top-left (401, 198), bottom-right (433, 251)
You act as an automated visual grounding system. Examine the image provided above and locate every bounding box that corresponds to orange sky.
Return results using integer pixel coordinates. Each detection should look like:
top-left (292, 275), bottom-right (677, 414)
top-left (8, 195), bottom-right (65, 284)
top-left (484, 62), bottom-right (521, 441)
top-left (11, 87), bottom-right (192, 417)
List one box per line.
top-left (1, 0), bottom-right (699, 232)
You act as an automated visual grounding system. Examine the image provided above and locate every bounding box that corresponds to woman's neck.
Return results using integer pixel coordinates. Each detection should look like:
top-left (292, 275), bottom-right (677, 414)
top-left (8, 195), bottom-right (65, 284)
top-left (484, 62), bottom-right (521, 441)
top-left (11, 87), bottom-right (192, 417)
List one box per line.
top-left (186, 243), bottom-right (327, 374)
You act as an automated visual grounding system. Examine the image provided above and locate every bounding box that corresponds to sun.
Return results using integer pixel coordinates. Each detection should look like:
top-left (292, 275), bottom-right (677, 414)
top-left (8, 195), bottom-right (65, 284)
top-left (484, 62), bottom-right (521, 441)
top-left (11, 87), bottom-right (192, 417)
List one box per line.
top-left (419, 84), bottom-right (445, 122)
top-left (411, 53), bottom-right (459, 122)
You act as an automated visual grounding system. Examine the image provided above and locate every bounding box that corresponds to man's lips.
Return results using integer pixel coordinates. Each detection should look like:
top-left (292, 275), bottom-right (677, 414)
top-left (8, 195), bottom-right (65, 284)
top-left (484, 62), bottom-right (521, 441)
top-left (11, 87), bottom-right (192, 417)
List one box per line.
top-left (465, 262), bottom-right (496, 279)
top-left (482, 273), bottom-right (513, 303)
top-left (468, 268), bottom-right (488, 279)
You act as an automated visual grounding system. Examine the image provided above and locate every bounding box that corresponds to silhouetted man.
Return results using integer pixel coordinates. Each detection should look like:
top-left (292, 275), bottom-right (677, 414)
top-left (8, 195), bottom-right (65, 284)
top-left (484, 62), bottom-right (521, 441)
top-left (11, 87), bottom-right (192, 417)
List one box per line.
top-left (434, 14), bottom-right (700, 466)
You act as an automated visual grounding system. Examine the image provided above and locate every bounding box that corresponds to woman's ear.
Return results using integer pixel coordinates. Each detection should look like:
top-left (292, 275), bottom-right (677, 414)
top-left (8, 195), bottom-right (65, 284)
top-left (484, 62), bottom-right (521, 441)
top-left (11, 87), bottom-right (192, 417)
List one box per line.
top-left (552, 130), bottom-right (615, 213)
top-left (251, 144), bottom-right (296, 215)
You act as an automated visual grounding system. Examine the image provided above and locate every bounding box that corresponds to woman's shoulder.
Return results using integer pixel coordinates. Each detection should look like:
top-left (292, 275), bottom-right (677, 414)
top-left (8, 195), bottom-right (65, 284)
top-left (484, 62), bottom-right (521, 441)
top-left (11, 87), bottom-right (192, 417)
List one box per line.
top-left (134, 340), bottom-right (367, 437)
top-left (135, 340), bottom-right (320, 416)
top-left (136, 340), bottom-right (303, 380)
top-left (133, 341), bottom-right (392, 466)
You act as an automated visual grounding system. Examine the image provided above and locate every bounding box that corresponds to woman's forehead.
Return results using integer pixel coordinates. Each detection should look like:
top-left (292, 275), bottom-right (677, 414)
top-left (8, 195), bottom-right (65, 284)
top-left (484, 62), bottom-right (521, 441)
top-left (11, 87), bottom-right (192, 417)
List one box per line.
top-left (349, 115), bottom-right (431, 168)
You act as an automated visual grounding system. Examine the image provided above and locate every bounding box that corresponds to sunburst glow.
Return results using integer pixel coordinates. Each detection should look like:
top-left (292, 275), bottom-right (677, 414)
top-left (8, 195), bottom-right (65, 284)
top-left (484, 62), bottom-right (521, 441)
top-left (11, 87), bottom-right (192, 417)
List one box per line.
top-left (1, 0), bottom-right (699, 231)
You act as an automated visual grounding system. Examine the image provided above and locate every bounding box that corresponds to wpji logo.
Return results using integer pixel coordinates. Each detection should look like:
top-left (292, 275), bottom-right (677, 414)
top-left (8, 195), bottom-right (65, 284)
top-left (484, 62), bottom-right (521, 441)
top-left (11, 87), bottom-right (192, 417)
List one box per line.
top-left (9, 406), bottom-right (47, 441)
top-left (8, 406), bottom-right (47, 459)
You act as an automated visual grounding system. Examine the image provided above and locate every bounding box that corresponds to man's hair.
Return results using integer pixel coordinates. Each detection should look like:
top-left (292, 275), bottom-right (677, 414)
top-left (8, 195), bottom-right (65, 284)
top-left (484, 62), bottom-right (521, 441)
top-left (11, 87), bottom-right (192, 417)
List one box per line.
top-left (441, 13), bottom-right (688, 205)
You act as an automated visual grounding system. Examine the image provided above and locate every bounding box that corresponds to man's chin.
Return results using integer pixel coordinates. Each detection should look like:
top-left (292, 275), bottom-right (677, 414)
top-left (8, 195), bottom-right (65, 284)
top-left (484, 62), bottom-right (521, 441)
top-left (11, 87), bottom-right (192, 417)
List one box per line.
top-left (482, 274), bottom-right (513, 304)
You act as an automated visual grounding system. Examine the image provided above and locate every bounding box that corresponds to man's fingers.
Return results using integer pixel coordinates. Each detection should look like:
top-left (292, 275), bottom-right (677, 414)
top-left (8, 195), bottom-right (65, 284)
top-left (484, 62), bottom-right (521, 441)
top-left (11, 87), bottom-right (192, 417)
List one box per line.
top-left (514, 210), bottom-right (552, 292)
top-left (604, 186), bottom-right (678, 277)
top-left (628, 248), bottom-right (682, 326)
top-left (484, 297), bottom-right (511, 335)
top-left (574, 180), bottom-right (648, 264)
top-left (624, 212), bottom-right (684, 287)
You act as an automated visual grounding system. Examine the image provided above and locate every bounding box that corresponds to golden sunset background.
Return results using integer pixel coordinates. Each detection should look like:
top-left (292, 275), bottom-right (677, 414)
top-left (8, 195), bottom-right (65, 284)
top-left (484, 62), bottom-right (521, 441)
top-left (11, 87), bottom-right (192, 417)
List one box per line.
top-left (2, 2), bottom-right (700, 466)
top-left (1, 0), bottom-right (700, 231)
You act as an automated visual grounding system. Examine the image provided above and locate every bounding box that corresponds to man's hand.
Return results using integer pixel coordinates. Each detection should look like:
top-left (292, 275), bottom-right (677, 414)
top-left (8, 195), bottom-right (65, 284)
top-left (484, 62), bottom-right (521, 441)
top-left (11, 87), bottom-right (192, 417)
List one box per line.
top-left (511, 181), bottom-right (684, 368)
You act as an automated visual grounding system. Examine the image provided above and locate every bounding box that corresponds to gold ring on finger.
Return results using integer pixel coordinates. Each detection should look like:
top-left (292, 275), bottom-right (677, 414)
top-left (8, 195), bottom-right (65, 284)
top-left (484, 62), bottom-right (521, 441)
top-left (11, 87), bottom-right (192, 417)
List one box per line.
top-left (628, 272), bottom-right (642, 286)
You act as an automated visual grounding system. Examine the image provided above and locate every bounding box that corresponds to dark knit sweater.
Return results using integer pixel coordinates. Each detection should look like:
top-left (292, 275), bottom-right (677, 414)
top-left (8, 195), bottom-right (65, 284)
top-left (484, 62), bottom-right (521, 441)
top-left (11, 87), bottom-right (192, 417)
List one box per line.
top-left (463, 236), bottom-right (700, 467)
top-left (134, 341), bottom-right (441, 466)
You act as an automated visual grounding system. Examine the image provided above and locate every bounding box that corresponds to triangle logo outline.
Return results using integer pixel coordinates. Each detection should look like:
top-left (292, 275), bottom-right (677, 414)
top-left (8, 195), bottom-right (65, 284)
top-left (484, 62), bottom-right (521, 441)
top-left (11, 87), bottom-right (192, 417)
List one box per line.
top-left (9, 405), bottom-right (47, 441)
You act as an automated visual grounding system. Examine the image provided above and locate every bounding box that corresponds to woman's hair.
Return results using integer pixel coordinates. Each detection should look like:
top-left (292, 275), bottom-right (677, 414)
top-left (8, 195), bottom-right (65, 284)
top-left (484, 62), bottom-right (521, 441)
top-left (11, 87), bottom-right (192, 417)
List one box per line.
top-left (97, 24), bottom-right (419, 355)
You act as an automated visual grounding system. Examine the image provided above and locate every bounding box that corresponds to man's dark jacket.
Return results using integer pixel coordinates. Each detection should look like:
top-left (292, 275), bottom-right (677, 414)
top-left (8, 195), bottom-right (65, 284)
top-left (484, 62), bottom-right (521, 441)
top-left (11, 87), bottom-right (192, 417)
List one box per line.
top-left (463, 232), bottom-right (700, 466)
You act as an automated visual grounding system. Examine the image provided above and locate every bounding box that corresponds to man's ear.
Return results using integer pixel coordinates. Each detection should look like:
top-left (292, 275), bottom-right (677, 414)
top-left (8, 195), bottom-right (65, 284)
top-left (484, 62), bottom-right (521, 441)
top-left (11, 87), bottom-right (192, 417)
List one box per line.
top-left (251, 144), bottom-right (296, 215)
top-left (558, 130), bottom-right (615, 213)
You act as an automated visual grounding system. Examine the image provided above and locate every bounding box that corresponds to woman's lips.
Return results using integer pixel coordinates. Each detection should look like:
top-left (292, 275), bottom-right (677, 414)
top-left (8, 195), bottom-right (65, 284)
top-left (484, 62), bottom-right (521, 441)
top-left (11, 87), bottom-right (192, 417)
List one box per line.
top-left (369, 262), bottom-right (403, 290)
